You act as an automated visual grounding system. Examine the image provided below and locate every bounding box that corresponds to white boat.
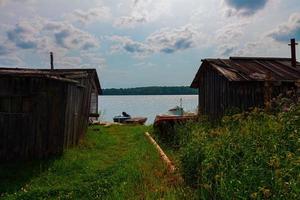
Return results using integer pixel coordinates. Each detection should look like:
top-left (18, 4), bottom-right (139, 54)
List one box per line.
top-left (168, 106), bottom-right (184, 116)
top-left (167, 98), bottom-right (184, 116)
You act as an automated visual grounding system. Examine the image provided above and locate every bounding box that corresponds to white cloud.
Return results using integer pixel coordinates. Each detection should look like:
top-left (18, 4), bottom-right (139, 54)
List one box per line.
top-left (215, 22), bottom-right (247, 56)
top-left (2, 18), bottom-right (101, 69)
top-left (216, 23), bottom-right (246, 43)
top-left (40, 51), bottom-right (106, 70)
top-left (110, 24), bottom-right (206, 56)
top-left (5, 18), bottom-right (100, 52)
top-left (267, 13), bottom-right (300, 42)
top-left (65, 6), bottom-right (111, 25)
top-left (230, 37), bottom-right (286, 58)
top-left (0, 0), bottom-right (35, 7)
top-left (218, 44), bottom-right (239, 56)
top-left (223, 0), bottom-right (270, 17)
top-left (110, 35), bottom-right (153, 57)
top-left (114, 16), bottom-right (147, 28)
top-left (42, 20), bottom-right (99, 50)
top-left (6, 21), bottom-right (40, 49)
top-left (147, 24), bottom-right (205, 53)
top-left (114, 0), bottom-right (171, 28)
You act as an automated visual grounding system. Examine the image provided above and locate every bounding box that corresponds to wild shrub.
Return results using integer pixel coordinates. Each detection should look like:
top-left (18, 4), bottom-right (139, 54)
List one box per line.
top-left (153, 116), bottom-right (211, 148)
top-left (153, 121), bottom-right (177, 147)
top-left (178, 100), bottom-right (300, 199)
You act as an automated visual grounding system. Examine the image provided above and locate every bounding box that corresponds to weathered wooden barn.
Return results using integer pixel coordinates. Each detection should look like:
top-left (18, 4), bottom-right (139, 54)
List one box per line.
top-left (0, 68), bottom-right (101, 161)
top-left (191, 57), bottom-right (300, 119)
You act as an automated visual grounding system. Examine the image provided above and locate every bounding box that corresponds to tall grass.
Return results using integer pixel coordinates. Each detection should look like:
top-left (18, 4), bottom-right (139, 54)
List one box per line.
top-left (155, 100), bottom-right (300, 199)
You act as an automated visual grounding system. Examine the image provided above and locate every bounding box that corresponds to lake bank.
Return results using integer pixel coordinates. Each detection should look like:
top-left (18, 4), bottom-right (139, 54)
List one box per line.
top-left (99, 95), bottom-right (198, 124)
top-left (102, 86), bottom-right (198, 96)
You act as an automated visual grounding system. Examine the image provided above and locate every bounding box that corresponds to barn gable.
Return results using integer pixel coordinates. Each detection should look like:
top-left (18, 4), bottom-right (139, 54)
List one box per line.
top-left (191, 57), bottom-right (300, 88)
top-left (191, 57), bottom-right (300, 119)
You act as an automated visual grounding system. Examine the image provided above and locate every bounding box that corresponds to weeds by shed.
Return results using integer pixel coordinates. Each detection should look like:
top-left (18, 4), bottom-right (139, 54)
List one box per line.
top-left (0, 68), bottom-right (101, 161)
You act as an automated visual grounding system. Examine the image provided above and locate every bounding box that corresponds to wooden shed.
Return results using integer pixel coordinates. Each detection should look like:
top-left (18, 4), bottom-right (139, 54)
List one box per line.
top-left (0, 68), bottom-right (101, 161)
top-left (191, 57), bottom-right (300, 119)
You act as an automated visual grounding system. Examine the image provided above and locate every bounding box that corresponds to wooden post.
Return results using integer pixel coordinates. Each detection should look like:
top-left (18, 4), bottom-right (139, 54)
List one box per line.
top-left (50, 52), bottom-right (54, 70)
top-left (289, 38), bottom-right (298, 67)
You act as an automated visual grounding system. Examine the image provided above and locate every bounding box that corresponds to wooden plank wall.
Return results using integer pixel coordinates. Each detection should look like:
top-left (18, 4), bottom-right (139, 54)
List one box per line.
top-left (199, 65), bottom-right (229, 120)
top-left (0, 75), bottom-right (96, 161)
top-left (198, 65), bottom-right (298, 120)
top-left (200, 67), bottom-right (267, 119)
top-left (0, 113), bottom-right (32, 161)
top-left (228, 82), bottom-right (265, 112)
top-left (89, 92), bottom-right (98, 114)
top-left (63, 76), bottom-right (94, 148)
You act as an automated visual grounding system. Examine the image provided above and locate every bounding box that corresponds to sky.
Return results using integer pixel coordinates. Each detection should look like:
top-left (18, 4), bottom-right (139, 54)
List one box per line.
top-left (0, 0), bottom-right (300, 88)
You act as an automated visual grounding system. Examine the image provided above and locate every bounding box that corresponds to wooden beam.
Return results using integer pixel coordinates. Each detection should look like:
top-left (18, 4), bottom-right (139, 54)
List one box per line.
top-left (145, 132), bottom-right (176, 173)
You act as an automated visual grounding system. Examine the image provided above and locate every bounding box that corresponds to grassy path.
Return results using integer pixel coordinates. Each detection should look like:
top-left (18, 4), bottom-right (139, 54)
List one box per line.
top-left (0, 125), bottom-right (191, 200)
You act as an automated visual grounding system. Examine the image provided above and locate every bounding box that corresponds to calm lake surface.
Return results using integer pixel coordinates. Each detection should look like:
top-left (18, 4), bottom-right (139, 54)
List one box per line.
top-left (99, 95), bottom-right (198, 124)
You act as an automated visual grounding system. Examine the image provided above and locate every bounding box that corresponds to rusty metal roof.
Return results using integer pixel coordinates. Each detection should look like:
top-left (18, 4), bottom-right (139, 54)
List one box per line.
top-left (191, 57), bottom-right (300, 88)
top-left (0, 68), bottom-right (102, 94)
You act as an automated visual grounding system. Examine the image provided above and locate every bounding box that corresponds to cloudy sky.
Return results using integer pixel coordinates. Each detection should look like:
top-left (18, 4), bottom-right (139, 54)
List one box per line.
top-left (0, 0), bottom-right (300, 88)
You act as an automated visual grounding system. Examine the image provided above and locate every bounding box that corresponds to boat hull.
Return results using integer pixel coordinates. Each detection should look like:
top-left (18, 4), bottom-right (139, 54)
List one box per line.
top-left (113, 116), bottom-right (147, 125)
top-left (113, 116), bottom-right (131, 123)
top-left (124, 117), bottom-right (147, 125)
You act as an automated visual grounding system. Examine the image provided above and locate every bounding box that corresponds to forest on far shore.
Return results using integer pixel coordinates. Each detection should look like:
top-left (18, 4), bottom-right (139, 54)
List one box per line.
top-left (102, 86), bottom-right (198, 95)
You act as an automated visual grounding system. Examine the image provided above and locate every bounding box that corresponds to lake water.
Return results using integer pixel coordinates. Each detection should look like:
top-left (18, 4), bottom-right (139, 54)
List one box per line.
top-left (99, 95), bottom-right (198, 124)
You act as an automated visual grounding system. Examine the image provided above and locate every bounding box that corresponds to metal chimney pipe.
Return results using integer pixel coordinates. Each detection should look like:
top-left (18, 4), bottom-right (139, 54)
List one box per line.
top-left (50, 52), bottom-right (54, 70)
top-left (289, 38), bottom-right (298, 67)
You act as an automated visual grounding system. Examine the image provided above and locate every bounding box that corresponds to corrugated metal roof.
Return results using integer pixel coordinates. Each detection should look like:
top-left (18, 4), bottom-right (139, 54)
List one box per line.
top-left (0, 68), bottom-right (102, 94)
top-left (191, 57), bottom-right (300, 88)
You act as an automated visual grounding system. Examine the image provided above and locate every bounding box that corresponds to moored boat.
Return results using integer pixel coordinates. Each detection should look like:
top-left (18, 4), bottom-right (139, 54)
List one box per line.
top-left (154, 114), bottom-right (196, 126)
top-left (124, 117), bottom-right (147, 125)
top-left (154, 97), bottom-right (197, 125)
top-left (168, 106), bottom-right (184, 116)
top-left (113, 112), bottom-right (147, 125)
top-left (113, 115), bottom-right (131, 123)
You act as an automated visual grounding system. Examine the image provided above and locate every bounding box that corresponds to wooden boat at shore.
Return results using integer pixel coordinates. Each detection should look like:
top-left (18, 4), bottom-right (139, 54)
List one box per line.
top-left (154, 114), bottom-right (197, 126)
top-left (154, 98), bottom-right (197, 126)
top-left (168, 106), bottom-right (184, 116)
top-left (124, 117), bottom-right (147, 125)
top-left (113, 112), bottom-right (147, 125)
top-left (113, 116), bottom-right (131, 123)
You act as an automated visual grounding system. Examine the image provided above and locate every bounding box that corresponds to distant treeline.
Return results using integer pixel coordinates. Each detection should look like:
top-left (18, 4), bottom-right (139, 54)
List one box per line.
top-left (102, 86), bottom-right (198, 95)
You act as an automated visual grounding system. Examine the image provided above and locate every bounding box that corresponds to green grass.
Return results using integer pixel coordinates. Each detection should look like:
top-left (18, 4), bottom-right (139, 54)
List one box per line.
top-left (153, 103), bottom-right (300, 199)
top-left (0, 125), bottom-right (192, 200)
